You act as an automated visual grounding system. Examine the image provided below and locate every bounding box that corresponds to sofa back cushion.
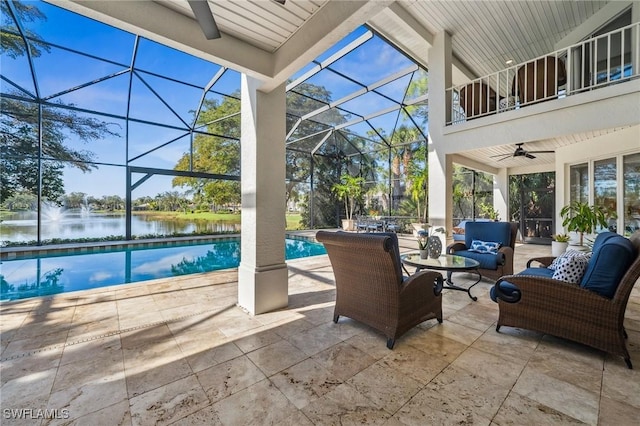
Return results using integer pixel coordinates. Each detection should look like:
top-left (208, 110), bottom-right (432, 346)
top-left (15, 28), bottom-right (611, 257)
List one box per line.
top-left (590, 231), bottom-right (619, 253)
top-left (580, 235), bottom-right (636, 298)
top-left (465, 222), bottom-right (512, 249)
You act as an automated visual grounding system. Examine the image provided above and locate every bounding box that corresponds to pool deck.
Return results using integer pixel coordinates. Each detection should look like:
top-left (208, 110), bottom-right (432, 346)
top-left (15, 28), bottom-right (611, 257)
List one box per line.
top-left (1, 233), bottom-right (639, 425)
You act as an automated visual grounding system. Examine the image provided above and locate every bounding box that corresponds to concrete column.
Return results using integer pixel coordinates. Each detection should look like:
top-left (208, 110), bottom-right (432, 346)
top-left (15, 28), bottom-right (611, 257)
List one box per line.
top-left (238, 75), bottom-right (288, 315)
top-left (428, 31), bottom-right (453, 238)
top-left (494, 168), bottom-right (508, 222)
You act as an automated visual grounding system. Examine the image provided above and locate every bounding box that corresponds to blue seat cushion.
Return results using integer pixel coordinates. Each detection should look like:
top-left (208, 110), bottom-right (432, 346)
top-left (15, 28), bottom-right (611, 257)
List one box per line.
top-left (517, 267), bottom-right (555, 278)
top-left (580, 236), bottom-right (636, 298)
top-left (454, 249), bottom-right (499, 270)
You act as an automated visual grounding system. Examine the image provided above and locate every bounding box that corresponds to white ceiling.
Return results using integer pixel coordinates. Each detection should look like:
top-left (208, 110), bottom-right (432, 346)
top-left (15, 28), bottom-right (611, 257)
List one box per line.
top-left (57, 0), bottom-right (632, 170)
top-left (154, 0), bottom-right (329, 52)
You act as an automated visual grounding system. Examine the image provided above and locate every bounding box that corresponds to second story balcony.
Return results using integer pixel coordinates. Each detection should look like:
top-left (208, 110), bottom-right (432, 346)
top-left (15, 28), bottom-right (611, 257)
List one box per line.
top-left (446, 22), bottom-right (640, 126)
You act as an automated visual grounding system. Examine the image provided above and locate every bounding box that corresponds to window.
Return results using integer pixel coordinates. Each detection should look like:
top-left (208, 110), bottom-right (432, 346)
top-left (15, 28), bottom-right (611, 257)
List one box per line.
top-left (623, 153), bottom-right (640, 236)
top-left (594, 158), bottom-right (617, 232)
top-left (569, 163), bottom-right (588, 204)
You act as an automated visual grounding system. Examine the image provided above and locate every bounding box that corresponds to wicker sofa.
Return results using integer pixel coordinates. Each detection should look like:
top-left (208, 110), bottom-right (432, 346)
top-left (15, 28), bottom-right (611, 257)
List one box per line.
top-left (491, 231), bottom-right (640, 368)
top-left (316, 231), bottom-right (443, 349)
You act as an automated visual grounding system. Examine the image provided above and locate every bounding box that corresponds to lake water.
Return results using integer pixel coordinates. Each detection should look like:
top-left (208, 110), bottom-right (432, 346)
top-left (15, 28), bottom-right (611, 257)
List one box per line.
top-left (0, 210), bottom-right (240, 243)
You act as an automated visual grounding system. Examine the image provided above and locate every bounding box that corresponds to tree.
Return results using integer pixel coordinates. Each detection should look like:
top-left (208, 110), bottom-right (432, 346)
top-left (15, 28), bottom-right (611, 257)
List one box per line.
top-left (331, 174), bottom-right (365, 221)
top-left (1, 1), bottom-right (50, 59)
top-left (286, 83), bottom-right (346, 217)
top-left (1, 3), bottom-right (120, 204)
top-left (172, 95), bottom-right (240, 209)
top-left (1, 97), bottom-right (120, 203)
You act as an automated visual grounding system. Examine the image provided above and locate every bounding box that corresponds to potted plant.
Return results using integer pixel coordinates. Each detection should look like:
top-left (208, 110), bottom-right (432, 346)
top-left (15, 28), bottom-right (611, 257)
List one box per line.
top-left (551, 233), bottom-right (570, 256)
top-left (331, 174), bottom-right (365, 231)
top-left (559, 201), bottom-right (616, 247)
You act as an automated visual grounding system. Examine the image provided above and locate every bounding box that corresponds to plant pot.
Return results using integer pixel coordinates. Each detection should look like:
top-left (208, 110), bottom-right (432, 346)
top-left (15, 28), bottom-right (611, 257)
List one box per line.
top-left (419, 249), bottom-right (428, 259)
top-left (551, 241), bottom-right (568, 257)
top-left (341, 219), bottom-right (355, 231)
top-left (427, 236), bottom-right (442, 259)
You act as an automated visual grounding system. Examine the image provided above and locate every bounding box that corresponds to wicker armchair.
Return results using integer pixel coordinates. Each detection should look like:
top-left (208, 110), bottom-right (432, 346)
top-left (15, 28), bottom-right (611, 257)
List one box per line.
top-left (493, 231), bottom-right (640, 368)
top-left (447, 222), bottom-right (518, 282)
top-left (316, 231), bottom-right (443, 349)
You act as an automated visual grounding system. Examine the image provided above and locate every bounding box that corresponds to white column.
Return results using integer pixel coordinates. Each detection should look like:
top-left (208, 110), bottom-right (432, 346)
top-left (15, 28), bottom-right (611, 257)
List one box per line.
top-left (238, 75), bottom-right (288, 315)
top-left (494, 168), bottom-right (508, 222)
top-left (428, 31), bottom-right (453, 238)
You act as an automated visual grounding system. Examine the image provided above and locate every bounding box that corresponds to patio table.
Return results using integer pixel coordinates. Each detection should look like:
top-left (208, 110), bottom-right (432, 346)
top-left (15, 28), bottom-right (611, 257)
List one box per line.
top-left (401, 253), bottom-right (482, 301)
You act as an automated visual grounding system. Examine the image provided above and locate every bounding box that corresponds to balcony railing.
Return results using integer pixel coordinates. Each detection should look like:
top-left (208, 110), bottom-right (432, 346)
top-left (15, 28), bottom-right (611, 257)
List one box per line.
top-left (447, 22), bottom-right (640, 125)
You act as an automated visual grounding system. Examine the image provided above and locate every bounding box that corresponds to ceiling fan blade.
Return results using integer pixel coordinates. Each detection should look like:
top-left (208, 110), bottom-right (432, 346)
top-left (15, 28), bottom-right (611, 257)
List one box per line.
top-left (188, 0), bottom-right (221, 40)
top-left (274, 0), bottom-right (286, 4)
top-left (525, 153), bottom-right (536, 159)
top-left (527, 150), bottom-right (555, 154)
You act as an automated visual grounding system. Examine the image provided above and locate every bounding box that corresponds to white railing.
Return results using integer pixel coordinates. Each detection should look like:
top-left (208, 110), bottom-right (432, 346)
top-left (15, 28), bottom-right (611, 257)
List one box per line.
top-left (447, 22), bottom-right (640, 125)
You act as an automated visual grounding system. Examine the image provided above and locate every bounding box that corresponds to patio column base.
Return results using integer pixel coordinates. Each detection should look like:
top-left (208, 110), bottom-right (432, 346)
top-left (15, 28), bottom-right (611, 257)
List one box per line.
top-left (238, 263), bottom-right (288, 315)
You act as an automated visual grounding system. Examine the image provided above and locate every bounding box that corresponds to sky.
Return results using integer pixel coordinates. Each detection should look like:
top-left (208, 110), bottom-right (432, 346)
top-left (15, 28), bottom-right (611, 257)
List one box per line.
top-left (2, 0), bottom-right (427, 199)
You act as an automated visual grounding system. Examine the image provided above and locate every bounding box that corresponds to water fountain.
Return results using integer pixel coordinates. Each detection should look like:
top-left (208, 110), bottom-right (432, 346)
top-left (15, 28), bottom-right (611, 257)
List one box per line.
top-left (41, 202), bottom-right (67, 221)
top-left (80, 202), bottom-right (92, 219)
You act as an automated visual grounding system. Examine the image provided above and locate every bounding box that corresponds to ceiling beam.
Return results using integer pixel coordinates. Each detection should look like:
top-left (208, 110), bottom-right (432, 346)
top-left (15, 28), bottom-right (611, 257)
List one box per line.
top-left (265, 0), bottom-right (394, 92)
top-left (52, 0), bottom-right (273, 80)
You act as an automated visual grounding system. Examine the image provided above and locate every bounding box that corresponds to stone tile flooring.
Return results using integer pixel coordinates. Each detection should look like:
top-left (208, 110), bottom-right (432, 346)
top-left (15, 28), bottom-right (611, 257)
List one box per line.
top-left (1, 237), bottom-right (639, 425)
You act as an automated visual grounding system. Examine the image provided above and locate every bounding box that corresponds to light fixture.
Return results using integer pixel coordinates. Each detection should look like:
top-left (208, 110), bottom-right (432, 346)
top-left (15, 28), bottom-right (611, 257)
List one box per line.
top-left (505, 59), bottom-right (513, 65)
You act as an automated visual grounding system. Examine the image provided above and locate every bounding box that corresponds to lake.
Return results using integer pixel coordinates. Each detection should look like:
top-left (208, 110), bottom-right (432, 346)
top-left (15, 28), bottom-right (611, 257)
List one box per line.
top-left (0, 210), bottom-right (240, 243)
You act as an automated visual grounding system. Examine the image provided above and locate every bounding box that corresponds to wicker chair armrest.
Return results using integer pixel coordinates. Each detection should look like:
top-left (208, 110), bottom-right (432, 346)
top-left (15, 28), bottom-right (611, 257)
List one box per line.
top-left (526, 256), bottom-right (556, 268)
top-left (447, 242), bottom-right (467, 254)
top-left (494, 274), bottom-right (611, 308)
top-left (401, 271), bottom-right (444, 298)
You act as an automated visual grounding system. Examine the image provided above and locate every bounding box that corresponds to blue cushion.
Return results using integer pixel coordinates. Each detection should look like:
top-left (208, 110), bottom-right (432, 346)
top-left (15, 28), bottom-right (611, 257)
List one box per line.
top-left (517, 267), bottom-right (555, 278)
top-left (580, 236), bottom-right (636, 298)
top-left (454, 249), bottom-right (499, 270)
top-left (590, 231), bottom-right (619, 253)
top-left (464, 222), bottom-right (512, 249)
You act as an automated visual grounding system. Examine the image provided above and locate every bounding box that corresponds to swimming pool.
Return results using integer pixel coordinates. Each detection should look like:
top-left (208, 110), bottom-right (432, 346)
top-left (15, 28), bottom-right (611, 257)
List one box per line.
top-left (0, 238), bottom-right (326, 301)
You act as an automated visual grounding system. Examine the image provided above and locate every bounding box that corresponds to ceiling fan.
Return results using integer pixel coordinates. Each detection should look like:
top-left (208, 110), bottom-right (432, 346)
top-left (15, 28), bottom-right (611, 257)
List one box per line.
top-left (490, 143), bottom-right (555, 161)
top-left (188, 0), bottom-right (286, 40)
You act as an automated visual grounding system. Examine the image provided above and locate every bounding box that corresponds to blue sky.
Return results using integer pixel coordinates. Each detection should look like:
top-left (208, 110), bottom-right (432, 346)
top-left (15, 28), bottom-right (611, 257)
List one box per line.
top-left (2, 0), bottom-right (426, 199)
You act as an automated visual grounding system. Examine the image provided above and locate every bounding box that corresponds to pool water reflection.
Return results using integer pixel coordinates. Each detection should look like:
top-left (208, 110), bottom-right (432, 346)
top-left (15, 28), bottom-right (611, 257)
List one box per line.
top-left (0, 239), bottom-right (326, 301)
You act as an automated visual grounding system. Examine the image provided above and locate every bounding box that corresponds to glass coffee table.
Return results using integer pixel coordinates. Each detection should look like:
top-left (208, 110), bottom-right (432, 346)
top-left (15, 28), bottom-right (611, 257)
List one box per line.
top-left (401, 253), bottom-right (482, 301)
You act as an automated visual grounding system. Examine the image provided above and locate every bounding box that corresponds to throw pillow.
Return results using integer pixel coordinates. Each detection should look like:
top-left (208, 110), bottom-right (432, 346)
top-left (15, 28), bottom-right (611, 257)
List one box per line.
top-left (548, 249), bottom-right (591, 270)
top-left (552, 255), bottom-right (589, 284)
top-left (452, 227), bottom-right (465, 235)
top-left (468, 239), bottom-right (501, 254)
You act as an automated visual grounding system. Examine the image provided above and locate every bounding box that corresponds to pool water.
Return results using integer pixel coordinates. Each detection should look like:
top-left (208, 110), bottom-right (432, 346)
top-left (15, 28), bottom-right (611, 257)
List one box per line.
top-left (0, 238), bottom-right (326, 301)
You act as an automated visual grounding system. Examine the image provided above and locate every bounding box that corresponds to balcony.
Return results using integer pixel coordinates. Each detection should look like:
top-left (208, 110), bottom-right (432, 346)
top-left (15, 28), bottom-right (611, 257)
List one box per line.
top-left (446, 22), bottom-right (640, 125)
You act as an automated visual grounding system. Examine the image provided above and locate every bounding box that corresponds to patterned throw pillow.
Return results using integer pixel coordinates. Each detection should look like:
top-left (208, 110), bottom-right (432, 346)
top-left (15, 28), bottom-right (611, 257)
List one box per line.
top-left (551, 255), bottom-right (589, 283)
top-left (548, 249), bottom-right (591, 270)
top-left (468, 239), bottom-right (501, 254)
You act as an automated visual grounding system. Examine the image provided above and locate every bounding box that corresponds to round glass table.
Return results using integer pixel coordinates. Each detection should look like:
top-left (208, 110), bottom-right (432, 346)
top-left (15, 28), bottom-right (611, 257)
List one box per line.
top-left (401, 253), bottom-right (482, 301)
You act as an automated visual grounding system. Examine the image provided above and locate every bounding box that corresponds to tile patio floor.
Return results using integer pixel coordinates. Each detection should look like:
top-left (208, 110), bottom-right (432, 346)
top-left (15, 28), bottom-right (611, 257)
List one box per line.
top-left (1, 235), bottom-right (639, 425)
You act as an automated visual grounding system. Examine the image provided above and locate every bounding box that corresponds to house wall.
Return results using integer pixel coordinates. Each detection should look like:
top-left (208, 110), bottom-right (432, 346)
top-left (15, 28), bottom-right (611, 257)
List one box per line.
top-left (555, 124), bottom-right (640, 236)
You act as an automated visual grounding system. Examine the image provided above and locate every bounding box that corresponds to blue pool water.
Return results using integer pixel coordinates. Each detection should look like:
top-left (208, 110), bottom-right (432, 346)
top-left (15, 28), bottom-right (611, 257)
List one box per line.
top-left (0, 238), bottom-right (326, 301)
